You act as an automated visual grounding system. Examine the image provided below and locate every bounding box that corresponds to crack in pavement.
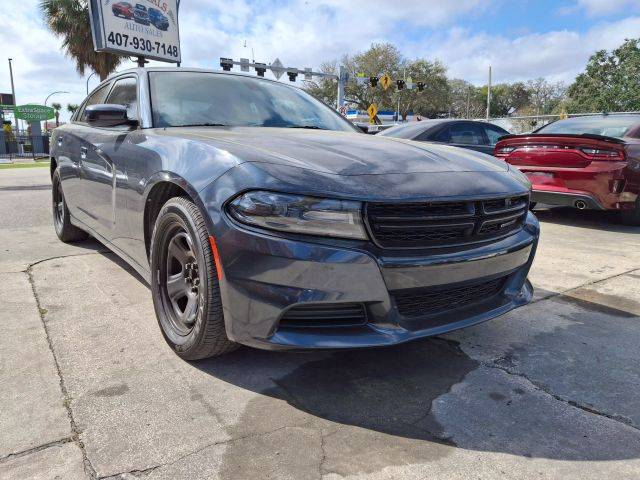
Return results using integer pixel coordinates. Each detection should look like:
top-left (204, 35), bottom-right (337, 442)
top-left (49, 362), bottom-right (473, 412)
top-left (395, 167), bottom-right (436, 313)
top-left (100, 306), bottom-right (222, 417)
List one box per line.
top-left (99, 425), bottom-right (312, 479)
top-left (0, 437), bottom-right (73, 464)
top-left (26, 263), bottom-right (99, 480)
top-left (480, 360), bottom-right (639, 432)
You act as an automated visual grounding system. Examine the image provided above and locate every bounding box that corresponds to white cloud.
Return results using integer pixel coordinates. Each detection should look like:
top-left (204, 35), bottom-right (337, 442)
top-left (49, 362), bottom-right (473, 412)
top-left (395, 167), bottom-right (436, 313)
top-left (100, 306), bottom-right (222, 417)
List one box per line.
top-left (413, 17), bottom-right (640, 85)
top-left (573, 0), bottom-right (640, 16)
top-left (1, 0), bottom-right (640, 123)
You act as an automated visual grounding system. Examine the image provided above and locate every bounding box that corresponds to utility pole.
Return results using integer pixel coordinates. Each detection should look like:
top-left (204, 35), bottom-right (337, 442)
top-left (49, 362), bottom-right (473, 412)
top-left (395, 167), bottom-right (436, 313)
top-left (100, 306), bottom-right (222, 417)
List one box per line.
top-left (337, 65), bottom-right (346, 109)
top-left (486, 65), bottom-right (492, 121)
top-left (8, 58), bottom-right (18, 133)
top-left (466, 86), bottom-right (471, 118)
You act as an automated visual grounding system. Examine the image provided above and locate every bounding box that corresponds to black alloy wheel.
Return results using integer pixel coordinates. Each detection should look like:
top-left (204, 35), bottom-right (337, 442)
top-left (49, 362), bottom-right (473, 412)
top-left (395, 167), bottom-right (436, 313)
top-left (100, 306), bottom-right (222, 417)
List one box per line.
top-left (150, 196), bottom-right (237, 359)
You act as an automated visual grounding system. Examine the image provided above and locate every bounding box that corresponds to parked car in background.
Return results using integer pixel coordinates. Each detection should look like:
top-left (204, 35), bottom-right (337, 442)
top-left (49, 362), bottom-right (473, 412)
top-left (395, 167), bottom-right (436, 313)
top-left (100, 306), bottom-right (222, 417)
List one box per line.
top-left (379, 119), bottom-right (510, 155)
top-left (149, 7), bottom-right (169, 30)
top-left (133, 3), bottom-right (149, 25)
top-left (50, 68), bottom-right (538, 360)
top-left (494, 114), bottom-right (640, 224)
top-left (112, 1), bottom-right (133, 19)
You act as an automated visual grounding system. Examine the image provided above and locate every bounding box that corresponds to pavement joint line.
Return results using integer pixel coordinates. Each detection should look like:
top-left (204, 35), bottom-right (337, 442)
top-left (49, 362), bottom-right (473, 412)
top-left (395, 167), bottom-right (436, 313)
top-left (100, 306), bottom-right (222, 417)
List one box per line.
top-left (20, 250), bottom-right (109, 273)
top-left (527, 266), bottom-right (640, 307)
top-left (0, 437), bottom-right (73, 464)
top-left (25, 265), bottom-right (99, 480)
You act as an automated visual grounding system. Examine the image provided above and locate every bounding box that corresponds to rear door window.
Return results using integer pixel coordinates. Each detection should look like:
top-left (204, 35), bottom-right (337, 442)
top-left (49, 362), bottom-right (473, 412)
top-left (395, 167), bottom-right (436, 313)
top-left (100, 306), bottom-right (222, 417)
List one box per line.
top-left (436, 123), bottom-right (485, 145)
top-left (484, 125), bottom-right (509, 146)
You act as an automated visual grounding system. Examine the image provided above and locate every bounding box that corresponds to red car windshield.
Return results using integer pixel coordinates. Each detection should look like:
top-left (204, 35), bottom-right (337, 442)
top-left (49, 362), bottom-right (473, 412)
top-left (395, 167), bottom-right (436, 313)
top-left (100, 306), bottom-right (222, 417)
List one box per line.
top-left (535, 116), bottom-right (640, 138)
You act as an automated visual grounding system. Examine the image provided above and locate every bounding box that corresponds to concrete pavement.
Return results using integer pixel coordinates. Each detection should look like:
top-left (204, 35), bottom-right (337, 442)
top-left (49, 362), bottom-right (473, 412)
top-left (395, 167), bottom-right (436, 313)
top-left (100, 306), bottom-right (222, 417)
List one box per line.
top-left (1, 167), bottom-right (640, 479)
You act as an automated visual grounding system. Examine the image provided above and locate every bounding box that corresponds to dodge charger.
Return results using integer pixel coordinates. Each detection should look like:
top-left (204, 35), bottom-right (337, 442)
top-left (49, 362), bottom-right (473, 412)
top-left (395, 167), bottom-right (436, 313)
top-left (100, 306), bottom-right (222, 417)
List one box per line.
top-left (50, 68), bottom-right (539, 359)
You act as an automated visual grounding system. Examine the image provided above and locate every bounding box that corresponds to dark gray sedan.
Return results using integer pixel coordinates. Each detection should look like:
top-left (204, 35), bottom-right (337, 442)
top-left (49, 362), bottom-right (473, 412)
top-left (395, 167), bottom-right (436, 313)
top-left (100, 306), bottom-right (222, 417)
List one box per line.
top-left (379, 119), bottom-right (510, 155)
top-left (50, 68), bottom-right (538, 359)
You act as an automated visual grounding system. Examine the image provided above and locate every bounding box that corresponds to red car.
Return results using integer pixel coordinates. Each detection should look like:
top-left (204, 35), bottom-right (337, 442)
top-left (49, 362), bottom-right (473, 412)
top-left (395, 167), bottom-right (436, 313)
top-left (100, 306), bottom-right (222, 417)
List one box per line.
top-left (112, 1), bottom-right (134, 19)
top-left (495, 115), bottom-right (640, 225)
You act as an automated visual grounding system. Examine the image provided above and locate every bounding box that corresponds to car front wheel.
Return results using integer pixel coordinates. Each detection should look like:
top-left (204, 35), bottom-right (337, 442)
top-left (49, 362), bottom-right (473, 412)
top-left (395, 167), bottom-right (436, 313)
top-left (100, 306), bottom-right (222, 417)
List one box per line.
top-left (150, 196), bottom-right (237, 360)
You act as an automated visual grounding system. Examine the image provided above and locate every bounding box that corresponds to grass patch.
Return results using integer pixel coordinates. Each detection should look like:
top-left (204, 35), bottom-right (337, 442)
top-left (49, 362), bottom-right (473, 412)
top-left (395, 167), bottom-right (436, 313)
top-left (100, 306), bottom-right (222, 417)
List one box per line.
top-left (0, 161), bottom-right (50, 169)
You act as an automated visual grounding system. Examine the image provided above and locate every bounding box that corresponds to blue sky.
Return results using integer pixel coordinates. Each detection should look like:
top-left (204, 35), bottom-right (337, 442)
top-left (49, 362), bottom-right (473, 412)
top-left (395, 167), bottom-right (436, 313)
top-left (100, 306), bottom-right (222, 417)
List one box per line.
top-left (2, 0), bottom-right (640, 121)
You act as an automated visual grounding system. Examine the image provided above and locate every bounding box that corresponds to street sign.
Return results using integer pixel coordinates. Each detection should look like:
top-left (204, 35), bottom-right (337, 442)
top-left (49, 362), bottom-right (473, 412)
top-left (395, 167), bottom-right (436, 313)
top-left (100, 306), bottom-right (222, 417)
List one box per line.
top-left (14, 105), bottom-right (54, 121)
top-left (271, 58), bottom-right (284, 80)
top-left (240, 58), bottom-right (250, 72)
top-left (0, 93), bottom-right (14, 106)
top-left (380, 73), bottom-right (392, 90)
top-left (367, 103), bottom-right (378, 123)
top-left (88, 0), bottom-right (181, 63)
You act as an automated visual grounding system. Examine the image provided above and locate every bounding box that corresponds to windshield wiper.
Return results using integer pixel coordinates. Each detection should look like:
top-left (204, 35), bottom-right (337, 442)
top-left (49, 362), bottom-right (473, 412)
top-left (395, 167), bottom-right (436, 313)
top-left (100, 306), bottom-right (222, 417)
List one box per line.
top-left (174, 123), bottom-right (229, 127)
top-left (286, 125), bottom-right (327, 130)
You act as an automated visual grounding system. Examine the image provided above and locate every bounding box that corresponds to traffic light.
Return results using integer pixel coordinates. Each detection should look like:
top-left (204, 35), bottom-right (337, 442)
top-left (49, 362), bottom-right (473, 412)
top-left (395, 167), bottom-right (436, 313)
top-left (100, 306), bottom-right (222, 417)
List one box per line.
top-left (417, 82), bottom-right (425, 92)
top-left (254, 63), bottom-right (267, 77)
top-left (220, 58), bottom-right (234, 71)
top-left (287, 70), bottom-right (298, 82)
top-left (396, 80), bottom-right (406, 90)
top-left (370, 76), bottom-right (379, 87)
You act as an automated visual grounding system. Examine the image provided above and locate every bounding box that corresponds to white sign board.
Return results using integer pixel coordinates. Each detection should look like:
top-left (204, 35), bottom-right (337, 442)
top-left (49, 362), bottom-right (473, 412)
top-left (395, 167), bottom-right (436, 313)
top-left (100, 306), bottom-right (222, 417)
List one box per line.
top-left (88, 0), bottom-right (181, 63)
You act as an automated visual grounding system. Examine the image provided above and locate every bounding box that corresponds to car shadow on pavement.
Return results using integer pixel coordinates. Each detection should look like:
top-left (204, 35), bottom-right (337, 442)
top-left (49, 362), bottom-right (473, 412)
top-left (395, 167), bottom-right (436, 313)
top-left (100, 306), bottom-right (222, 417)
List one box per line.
top-left (192, 320), bottom-right (640, 475)
top-left (533, 205), bottom-right (640, 232)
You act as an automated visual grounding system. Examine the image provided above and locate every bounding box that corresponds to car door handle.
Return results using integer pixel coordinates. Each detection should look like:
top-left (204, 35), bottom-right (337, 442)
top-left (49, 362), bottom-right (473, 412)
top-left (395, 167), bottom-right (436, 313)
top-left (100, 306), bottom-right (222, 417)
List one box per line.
top-left (57, 136), bottom-right (64, 147)
top-left (80, 146), bottom-right (88, 160)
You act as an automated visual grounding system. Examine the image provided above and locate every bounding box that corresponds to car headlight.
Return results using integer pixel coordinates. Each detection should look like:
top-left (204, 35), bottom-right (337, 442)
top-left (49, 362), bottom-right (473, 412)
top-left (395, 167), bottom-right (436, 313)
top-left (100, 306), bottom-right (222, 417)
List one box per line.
top-left (228, 191), bottom-right (368, 240)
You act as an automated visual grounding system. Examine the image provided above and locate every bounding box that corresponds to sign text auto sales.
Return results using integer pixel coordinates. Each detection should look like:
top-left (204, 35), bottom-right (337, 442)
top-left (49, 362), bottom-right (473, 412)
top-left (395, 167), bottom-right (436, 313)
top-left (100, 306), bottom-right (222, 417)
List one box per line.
top-left (88, 0), bottom-right (181, 63)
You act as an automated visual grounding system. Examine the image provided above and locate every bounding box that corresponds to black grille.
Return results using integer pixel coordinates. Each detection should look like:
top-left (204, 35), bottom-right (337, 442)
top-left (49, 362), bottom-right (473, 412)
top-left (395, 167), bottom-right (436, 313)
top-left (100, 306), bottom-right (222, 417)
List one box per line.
top-left (279, 303), bottom-right (367, 328)
top-left (366, 195), bottom-right (528, 248)
top-left (392, 277), bottom-right (507, 318)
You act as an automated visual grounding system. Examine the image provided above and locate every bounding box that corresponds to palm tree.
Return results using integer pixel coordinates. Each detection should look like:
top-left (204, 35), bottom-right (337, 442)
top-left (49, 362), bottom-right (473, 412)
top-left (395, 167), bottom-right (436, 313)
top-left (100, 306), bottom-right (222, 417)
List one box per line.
top-left (67, 103), bottom-right (79, 116)
top-left (51, 102), bottom-right (62, 127)
top-left (40, 0), bottom-right (123, 80)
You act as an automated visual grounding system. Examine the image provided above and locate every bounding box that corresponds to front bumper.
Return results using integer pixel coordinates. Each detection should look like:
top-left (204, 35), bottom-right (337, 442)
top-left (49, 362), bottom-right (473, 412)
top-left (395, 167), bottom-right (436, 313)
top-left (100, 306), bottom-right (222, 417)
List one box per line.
top-left (214, 211), bottom-right (539, 351)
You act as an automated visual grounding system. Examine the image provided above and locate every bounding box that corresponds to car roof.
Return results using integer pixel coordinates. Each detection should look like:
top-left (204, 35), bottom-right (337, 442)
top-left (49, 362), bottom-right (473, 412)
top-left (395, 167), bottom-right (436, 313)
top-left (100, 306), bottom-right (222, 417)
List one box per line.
top-left (106, 67), bottom-right (292, 87)
top-left (379, 119), bottom-right (500, 139)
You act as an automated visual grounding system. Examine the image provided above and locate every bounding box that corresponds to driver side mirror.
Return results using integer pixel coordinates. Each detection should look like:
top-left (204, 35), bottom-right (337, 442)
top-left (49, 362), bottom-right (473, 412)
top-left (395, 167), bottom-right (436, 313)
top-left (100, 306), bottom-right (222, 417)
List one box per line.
top-left (85, 104), bottom-right (138, 128)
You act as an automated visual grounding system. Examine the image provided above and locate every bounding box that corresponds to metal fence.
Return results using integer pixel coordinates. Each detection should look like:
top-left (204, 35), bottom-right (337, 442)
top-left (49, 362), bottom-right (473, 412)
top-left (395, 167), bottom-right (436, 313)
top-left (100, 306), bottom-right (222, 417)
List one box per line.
top-left (487, 111), bottom-right (640, 134)
top-left (0, 134), bottom-right (50, 161)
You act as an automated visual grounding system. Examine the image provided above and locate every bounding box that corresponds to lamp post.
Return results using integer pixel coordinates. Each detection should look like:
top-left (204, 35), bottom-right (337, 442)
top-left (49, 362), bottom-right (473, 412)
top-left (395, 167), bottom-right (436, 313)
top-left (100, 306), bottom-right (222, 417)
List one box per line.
top-left (86, 71), bottom-right (96, 95)
top-left (44, 91), bottom-right (69, 132)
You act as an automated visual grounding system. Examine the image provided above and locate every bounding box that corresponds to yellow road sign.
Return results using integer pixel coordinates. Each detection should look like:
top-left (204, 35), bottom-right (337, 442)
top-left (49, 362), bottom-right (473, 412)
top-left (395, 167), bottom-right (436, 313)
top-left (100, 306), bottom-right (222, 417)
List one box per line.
top-left (380, 73), bottom-right (392, 90)
top-left (367, 103), bottom-right (378, 123)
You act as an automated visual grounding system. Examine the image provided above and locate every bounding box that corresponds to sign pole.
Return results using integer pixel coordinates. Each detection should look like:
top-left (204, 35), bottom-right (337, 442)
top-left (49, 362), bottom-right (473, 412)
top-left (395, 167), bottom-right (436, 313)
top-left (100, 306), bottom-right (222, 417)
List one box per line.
top-left (137, 56), bottom-right (146, 68)
top-left (8, 58), bottom-right (18, 134)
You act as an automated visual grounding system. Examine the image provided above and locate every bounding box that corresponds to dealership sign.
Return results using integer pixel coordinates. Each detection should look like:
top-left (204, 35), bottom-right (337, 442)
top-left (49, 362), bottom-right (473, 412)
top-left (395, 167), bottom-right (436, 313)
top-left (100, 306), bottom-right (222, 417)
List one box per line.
top-left (88, 0), bottom-right (181, 63)
top-left (14, 105), bottom-right (55, 121)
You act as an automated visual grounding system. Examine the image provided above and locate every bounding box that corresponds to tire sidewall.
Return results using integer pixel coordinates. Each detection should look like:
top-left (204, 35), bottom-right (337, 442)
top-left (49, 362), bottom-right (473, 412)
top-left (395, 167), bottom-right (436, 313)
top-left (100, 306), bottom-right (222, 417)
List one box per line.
top-left (150, 200), bottom-right (212, 355)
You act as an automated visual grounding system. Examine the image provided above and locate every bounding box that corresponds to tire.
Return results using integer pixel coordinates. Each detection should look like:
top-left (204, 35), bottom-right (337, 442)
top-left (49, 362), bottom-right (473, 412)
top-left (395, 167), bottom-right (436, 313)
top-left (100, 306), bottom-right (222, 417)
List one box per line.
top-left (150, 196), bottom-right (237, 360)
top-left (620, 198), bottom-right (640, 226)
top-left (52, 169), bottom-right (89, 243)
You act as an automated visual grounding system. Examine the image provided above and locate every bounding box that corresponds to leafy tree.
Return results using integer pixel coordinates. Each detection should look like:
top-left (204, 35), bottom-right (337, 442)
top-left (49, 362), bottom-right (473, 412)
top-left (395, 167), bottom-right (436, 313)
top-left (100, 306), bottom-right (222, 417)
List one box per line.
top-left (526, 78), bottom-right (566, 115)
top-left (67, 103), bottom-right (79, 115)
top-left (448, 79), bottom-right (484, 118)
top-left (305, 43), bottom-right (449, 119)
top-left (51, 102), bottom-right (62, 127)
top-left (567, 39), bottom-right (640, 112)
top-left (40, 0), bottom-right (122, 80)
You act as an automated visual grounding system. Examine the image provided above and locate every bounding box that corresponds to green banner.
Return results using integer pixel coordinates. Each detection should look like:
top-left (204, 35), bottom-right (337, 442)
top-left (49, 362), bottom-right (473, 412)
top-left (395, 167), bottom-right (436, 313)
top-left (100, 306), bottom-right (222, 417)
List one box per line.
top-left (14, 104), bottom-right (55, 121)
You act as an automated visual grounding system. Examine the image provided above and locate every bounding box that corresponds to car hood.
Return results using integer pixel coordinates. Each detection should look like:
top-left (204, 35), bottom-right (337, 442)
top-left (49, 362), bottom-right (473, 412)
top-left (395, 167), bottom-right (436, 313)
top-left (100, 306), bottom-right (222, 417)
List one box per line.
top-left (155, 127), bottom-right (509, 175)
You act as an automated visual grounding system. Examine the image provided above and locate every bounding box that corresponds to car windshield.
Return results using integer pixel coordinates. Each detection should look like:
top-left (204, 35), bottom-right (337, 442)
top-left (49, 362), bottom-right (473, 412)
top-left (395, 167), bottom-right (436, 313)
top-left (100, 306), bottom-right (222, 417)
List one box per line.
top-left (149, 71), bottom-right (358, 131)
top-left (535, 116), bottom-right (640, 138)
